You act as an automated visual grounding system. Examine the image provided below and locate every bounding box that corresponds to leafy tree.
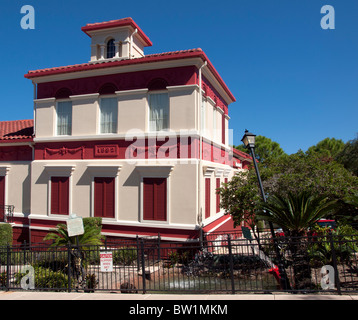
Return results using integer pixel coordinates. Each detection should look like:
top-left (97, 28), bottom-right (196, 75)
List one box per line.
top-left (306, 137), bottom-right (345, 159)
top-left (235, 135), bottom-right (285, 162)
top-left (219, 151), bottom-right (358, 227)
top-left (336, 135), bottom-right (358, 176)
top-left (220, 170), bottom-right (260, 228)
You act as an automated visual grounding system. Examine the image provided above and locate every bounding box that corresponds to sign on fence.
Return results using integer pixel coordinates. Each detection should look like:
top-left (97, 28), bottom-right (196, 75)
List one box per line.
top-left (67, 214), bottom-right (84, 237)
top-left (100, 251), bottom-right (113, 272)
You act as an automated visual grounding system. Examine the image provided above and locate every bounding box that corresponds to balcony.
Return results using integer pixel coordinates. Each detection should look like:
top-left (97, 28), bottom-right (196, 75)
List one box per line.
top-left (0, 205), bottom-right (14, 223)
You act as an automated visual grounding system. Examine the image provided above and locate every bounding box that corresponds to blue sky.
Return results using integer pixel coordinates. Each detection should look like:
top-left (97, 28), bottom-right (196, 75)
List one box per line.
top-left (1, 0), bottom-right (357, 154)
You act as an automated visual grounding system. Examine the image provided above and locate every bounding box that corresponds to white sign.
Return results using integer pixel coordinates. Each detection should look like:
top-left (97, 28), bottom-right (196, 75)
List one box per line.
top-left (100, 251), bottom-right (113, 272)
top-left (67, 214), bottom-right (84, 237)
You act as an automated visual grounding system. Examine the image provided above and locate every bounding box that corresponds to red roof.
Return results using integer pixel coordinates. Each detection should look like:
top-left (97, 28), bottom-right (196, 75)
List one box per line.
top-left (0, 120), bottom-right (34, 142)
top-left (232, 147), bottom-right (252, 160)
top-left (81, 17), bottom-right (152, 47)
top-left (24, 49), bottom-right (236, 103)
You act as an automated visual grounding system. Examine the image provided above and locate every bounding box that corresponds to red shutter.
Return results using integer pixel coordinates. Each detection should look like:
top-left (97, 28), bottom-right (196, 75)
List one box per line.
top-left (94, 177), bottom-right (115, 218)
top-left (155, 178), bottom-right (167, 221)
top-left (222, 114), bottom-right (226, 145)
top-left (205, 178), bottom-right (211, 219)
top-left (51, 177), bottom-right (69, 215)
top-left (216, 178), bottom-right (220, 213)
top-left (143, 178), bottom-right (154, 220)
top-left (143, 178), bottom-right (167, 221)
top-left (104, 178), bottom-right (115, 218)
top-left (0, 176), bottom-right (5, 221)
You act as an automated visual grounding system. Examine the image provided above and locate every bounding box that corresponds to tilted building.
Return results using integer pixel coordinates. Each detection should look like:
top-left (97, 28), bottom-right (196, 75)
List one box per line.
top-left (0, 18), bottom-right (252, 244)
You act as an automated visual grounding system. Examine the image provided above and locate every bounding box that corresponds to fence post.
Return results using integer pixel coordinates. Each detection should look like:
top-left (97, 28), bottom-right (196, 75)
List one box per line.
top-left (157, 233), bottom-right (161, 262)
top-left (328, 231), bottom-right (341, 295)
top-left (23, 240), bottom-right (27, 265)
top-left (136, 236), bottom-right (140, 271)
top-left (227, 235), bottom-right (235, 294)
top-left (6, 245), bottom-right (10, 291)
top-left (140, 239), bottom-right (146, 294)
top-left (67, 243), bottom-right (72, 293)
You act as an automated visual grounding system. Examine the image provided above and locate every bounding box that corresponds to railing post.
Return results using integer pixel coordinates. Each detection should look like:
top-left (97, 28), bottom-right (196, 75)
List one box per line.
top-left (6, 245), bottom-right (10, 291)
top-left (140, 239), bottom-right (146, 294)
top-left (227, 235), bottom-right (235, 294)
top-left (136, 235), bottom-right (140, 271)
top-left (329, 231), bottom-right (341, 295)
top-left (157, 233), bottom-right (161, 262)
top-left (67, 243), bottom-right (72, 293)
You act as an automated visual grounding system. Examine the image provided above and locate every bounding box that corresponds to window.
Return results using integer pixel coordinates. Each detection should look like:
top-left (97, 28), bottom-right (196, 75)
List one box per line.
top-left (94, 177), bottom-right (115, 218)
top-left (143, 178), bottom-right (167, 221)
top-left (100, 97), bottom-right (118, 133)
top-left (106, 39), bottom-right (116, 59)
top-left (51, 177), bottom-right (69, 215)
top-left (57, 101), bottom-right (72, 135)
top-left (149, 93), bottom-right (169, 131)
top-left (205, 178), bottom-right (211, 219)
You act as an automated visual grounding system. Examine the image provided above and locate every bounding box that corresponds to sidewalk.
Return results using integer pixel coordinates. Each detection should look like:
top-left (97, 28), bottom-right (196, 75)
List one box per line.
top-left (0, 291), bottom-right (357, 300)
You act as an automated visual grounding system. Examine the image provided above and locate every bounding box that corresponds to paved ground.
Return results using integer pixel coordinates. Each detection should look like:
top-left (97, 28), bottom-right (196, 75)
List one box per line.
top-left (0, 291), bottom-right (357, 300)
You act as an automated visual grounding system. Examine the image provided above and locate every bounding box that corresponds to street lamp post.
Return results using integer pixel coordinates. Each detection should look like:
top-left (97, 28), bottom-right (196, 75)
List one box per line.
top-left (241, 129), bottom-right (291, 290)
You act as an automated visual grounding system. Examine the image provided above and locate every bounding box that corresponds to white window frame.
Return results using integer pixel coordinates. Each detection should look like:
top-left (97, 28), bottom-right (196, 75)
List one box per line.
top-left (148, 91), bottom-right (170, 132)
top-left (56, 100), bottom-right (72, 136)
top-left (99, 96), bottom-right (118, 134)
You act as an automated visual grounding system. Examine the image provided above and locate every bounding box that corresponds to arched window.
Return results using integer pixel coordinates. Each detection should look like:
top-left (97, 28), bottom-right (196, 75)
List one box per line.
top-left (106, 39), bottom-right (116, 59)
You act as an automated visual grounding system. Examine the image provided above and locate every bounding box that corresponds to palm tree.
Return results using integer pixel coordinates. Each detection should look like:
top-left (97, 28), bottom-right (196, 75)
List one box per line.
top-left (257, 191), bottom-right (338, 290)
top-left (44, 223), bottom-right (104, 247)
top-left (44, 223), bottom-right (104, 290)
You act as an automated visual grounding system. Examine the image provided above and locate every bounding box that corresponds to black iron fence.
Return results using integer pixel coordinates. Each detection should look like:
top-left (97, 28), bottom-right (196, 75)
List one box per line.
top-left (0, 233), bottom-right (358, 294)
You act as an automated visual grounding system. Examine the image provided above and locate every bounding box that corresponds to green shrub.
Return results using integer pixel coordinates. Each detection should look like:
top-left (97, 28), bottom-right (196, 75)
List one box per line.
top-left (113, 247), bottom-right (137, 265)
top-left (15, 266), bottom-right (70, 290)
top-left (0, 224), bottom-right (12, 247)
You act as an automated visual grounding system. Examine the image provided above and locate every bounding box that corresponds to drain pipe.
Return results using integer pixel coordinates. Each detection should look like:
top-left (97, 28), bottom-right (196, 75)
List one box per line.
top-left (129, 28), bottom-right (138, 59)
top-left (197, 60), bottom-right (207, 239)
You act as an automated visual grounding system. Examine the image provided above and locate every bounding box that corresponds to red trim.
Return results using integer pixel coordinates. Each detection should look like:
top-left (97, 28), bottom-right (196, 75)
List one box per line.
top-left (0, 145), bottom-right (33, 161)
top-left (203, 214), bottom-right (240, 234)
top-left (81, 18), bottom-right (153, 47)
top-left (0, 176), bottom-right (5, 221)
top-left (25, 50), bottom-right (235, 103)
top-left (35, 65), bottom-right (197, 100)
top-left (27, 217), bottom-right (199, 241)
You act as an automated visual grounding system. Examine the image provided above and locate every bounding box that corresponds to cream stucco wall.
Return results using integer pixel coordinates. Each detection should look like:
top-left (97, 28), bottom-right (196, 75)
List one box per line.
top-left (34, 85), bottom-right (199, 139)
top-left (0, 162), bottom-right (31, 215)
top-left (30, 160), bottom-right (199, 227)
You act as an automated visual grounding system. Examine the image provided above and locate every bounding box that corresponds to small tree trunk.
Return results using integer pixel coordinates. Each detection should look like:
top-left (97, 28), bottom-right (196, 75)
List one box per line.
top-left (288, 232), bottom-right (313, 290)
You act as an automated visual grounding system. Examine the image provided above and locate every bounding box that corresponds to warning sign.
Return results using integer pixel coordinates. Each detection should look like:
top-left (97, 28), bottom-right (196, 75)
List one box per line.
top-left (100, 251), bottom-right (113, 272)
